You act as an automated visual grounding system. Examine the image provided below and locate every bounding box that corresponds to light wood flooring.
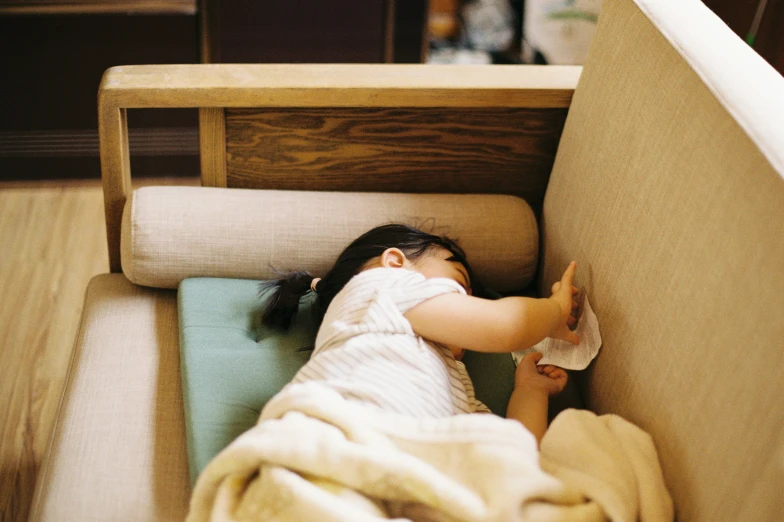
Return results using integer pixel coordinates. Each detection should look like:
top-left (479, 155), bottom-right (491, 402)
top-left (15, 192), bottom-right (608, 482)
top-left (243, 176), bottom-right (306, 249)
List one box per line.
top-left (0, 178), bottom-right (195, 522)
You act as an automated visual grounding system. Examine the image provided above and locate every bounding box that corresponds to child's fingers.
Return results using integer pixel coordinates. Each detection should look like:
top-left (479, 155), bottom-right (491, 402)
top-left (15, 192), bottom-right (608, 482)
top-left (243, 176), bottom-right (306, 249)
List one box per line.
top-left (560, 261), bottom-right (577, 287)
top-left (553, 283), bottom-right (579, 297)
top-left (549, 368), bottom-right (568, 386)
top-left (553, 264), bottom-right (578, 298)
top-left (521, 351), bottom-right (543, 367)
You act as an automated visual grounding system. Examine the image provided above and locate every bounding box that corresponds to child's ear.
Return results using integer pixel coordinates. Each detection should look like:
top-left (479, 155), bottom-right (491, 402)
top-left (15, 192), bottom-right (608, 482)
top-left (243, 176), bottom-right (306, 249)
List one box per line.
top-left (380, 248), bottom-right (409, 269)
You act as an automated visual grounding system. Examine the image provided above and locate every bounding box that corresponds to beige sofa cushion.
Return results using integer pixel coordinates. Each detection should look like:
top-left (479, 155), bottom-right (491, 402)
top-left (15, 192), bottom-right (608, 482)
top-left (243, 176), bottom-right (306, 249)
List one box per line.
top-left (120, 187), bottom-right (539, 293)
top-left (29, 275), bottom-right (189, 522)
top-left (541, 0), bottom-right (784, 521)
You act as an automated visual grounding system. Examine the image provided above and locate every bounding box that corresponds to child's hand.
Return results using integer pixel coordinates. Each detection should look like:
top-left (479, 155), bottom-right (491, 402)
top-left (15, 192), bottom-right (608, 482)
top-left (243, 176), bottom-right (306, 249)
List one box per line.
top-left (514, 352), bottom-right (568, 396)
top-left (548, 261), bottom-right (580, 345)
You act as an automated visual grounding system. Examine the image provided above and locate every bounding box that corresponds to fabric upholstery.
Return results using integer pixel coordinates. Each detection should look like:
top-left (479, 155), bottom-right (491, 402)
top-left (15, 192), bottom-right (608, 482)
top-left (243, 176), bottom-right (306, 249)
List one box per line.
top-left (121, 187), bottom-right (539, 293)
top-left (540, 0), bottom-right (784, 521)
top-left (178, 278), bottom-right (315, 485)
top-left (29, 274), bottom-right (190, 522)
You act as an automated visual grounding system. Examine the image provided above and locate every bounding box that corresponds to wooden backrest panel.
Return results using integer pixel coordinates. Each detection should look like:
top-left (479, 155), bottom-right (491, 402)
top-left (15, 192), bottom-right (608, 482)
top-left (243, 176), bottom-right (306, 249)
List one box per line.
top-left (225, 107), bottom-right (568, 212)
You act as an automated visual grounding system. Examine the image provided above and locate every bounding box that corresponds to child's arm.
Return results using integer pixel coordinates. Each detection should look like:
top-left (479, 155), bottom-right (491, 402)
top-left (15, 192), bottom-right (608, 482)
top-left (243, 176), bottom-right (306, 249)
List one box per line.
top-left (405, 262), bottom-right (579, 353)
top-left (506, 352), bottom-right (567, 445)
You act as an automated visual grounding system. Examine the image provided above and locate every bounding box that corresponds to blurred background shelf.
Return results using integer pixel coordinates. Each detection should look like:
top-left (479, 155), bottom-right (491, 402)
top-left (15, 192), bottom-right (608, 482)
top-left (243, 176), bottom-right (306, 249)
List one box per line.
top-left (0, 0), bottom-right (427, 181)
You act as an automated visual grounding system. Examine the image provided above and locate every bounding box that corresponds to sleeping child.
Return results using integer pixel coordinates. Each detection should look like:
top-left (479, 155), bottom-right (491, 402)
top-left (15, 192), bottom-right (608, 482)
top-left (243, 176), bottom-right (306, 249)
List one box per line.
top-left (187, 223), bottom-right (672, 521)
top-left (259, 223), bottom-right (579, 444)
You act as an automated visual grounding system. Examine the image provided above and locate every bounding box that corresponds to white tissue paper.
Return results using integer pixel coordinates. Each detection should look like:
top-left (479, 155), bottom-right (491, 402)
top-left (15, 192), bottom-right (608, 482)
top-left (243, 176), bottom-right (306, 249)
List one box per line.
top-left (512, 295), bottom-right (602, 371)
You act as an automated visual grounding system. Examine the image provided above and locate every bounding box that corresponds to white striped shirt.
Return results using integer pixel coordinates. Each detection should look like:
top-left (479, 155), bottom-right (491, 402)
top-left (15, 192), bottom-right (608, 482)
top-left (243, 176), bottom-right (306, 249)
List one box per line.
top-left (288, 267), bottom-right (491, 418)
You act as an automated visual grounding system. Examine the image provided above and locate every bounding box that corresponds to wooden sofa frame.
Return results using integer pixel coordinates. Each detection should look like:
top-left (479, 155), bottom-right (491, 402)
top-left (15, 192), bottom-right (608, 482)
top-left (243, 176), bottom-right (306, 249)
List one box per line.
top-left (99, 64), bottom-right (581, 273)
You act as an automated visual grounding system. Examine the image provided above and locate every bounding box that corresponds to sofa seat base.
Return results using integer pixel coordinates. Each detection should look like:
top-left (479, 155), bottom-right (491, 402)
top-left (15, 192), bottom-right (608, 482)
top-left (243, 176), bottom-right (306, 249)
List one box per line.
top-left (30, 274), bottom-right (190, 522)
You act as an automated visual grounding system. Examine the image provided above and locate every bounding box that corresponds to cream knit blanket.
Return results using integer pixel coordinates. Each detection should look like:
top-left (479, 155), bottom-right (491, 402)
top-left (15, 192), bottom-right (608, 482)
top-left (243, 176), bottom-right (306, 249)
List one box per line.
top-left (188, 382), bottom-right (672, 521)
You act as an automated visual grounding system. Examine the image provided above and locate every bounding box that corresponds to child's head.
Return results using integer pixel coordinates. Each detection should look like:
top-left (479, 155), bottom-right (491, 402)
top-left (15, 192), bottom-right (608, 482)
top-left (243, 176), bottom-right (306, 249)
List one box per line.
top-left (260, 223), bottom-right (479, 330)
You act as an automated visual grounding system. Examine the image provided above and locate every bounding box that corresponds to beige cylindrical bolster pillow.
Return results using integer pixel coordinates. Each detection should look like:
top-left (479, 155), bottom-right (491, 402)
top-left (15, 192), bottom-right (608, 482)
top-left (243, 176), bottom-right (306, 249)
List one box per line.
top-left (121, 186), bottom-right (539, 292)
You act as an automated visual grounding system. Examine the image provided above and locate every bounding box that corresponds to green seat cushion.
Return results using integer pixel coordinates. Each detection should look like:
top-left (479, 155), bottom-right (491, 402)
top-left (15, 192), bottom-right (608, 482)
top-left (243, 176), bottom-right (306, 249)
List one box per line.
top-left (178, 277), bottom-right (515, 484)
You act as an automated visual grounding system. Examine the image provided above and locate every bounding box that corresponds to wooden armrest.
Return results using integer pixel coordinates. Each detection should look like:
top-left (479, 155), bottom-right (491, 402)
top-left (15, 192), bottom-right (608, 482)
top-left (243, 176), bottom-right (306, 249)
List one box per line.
top-left (98, 64), bottom-right (580, 109)
top-left (0, 1), bottom-right (196, 15)
top-left (99, 64), bottom-right (582, 272)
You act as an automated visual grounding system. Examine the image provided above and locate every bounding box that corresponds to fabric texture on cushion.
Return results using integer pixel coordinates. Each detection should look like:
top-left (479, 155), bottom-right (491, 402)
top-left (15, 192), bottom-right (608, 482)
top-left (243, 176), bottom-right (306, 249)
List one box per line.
top-left (121, 187), bottom-right (538, 293)
top-left (30, 275), bottom-right (190, 522)
top-left (540, 0), bottom-right (784, 521)
top-left (178, 277), bottom-right (315, 485)
top-left (178, 277), bottom-right (519, 483)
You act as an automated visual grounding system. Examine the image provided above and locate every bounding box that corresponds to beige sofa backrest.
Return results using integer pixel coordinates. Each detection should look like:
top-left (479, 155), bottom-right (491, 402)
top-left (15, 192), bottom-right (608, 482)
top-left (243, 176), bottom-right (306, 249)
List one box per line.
top-left (541, 0), bottom-right (784, 520)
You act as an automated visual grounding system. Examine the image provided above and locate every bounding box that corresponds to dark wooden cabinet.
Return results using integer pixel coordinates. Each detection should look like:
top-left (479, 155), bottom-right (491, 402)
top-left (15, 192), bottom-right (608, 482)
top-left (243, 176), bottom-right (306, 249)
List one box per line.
top-left (0, 6), bottom-right (201, 180)
top-left (0, 1), bottom-right (427, 181)
top-left (202, 1), bottom-right (427, 64)
top-left (205, 1), bottom-right (387, 64)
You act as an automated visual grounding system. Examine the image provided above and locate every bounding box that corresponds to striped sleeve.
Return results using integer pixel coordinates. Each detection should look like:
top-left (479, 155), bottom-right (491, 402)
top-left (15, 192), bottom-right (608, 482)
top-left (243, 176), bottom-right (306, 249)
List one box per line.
top-left (384, 272), bottom-right (467, 315)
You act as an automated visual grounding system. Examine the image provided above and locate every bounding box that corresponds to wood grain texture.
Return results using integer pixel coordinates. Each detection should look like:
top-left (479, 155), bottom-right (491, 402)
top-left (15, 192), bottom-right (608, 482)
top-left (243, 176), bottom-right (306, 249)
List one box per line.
top-left (225, 107), bottom-right (568, 211)
top-left (99, 105), bottom-right (131, 273)
top-left (96, 64), bottom-right (577, 270)
top-left (0, 183), bottom-right (108, 522)
top-left (98, 64), bottom-right (580, 109)
top-left (0, 0), bottom-right (196, 14)
top-left (198, 108), bottom-right (227, 187)
top-left (0, 178), bottom-right (197, 522)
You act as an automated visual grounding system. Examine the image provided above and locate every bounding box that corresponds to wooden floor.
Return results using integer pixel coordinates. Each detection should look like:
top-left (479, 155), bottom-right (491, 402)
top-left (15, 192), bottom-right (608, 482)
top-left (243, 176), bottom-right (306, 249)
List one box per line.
top-left (0, 178), bottom-right (195, 522)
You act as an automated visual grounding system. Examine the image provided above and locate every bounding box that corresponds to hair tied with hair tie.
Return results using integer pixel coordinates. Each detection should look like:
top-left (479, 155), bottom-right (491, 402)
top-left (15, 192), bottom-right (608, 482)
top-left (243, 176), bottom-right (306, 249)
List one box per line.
top-left (310, 277), bottom-right (322, 292)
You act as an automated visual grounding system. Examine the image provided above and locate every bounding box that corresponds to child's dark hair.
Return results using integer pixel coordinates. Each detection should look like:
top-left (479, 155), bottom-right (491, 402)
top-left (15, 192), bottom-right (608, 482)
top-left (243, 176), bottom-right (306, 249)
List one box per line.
top-left (259, 223), bottom-right (481, 330)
